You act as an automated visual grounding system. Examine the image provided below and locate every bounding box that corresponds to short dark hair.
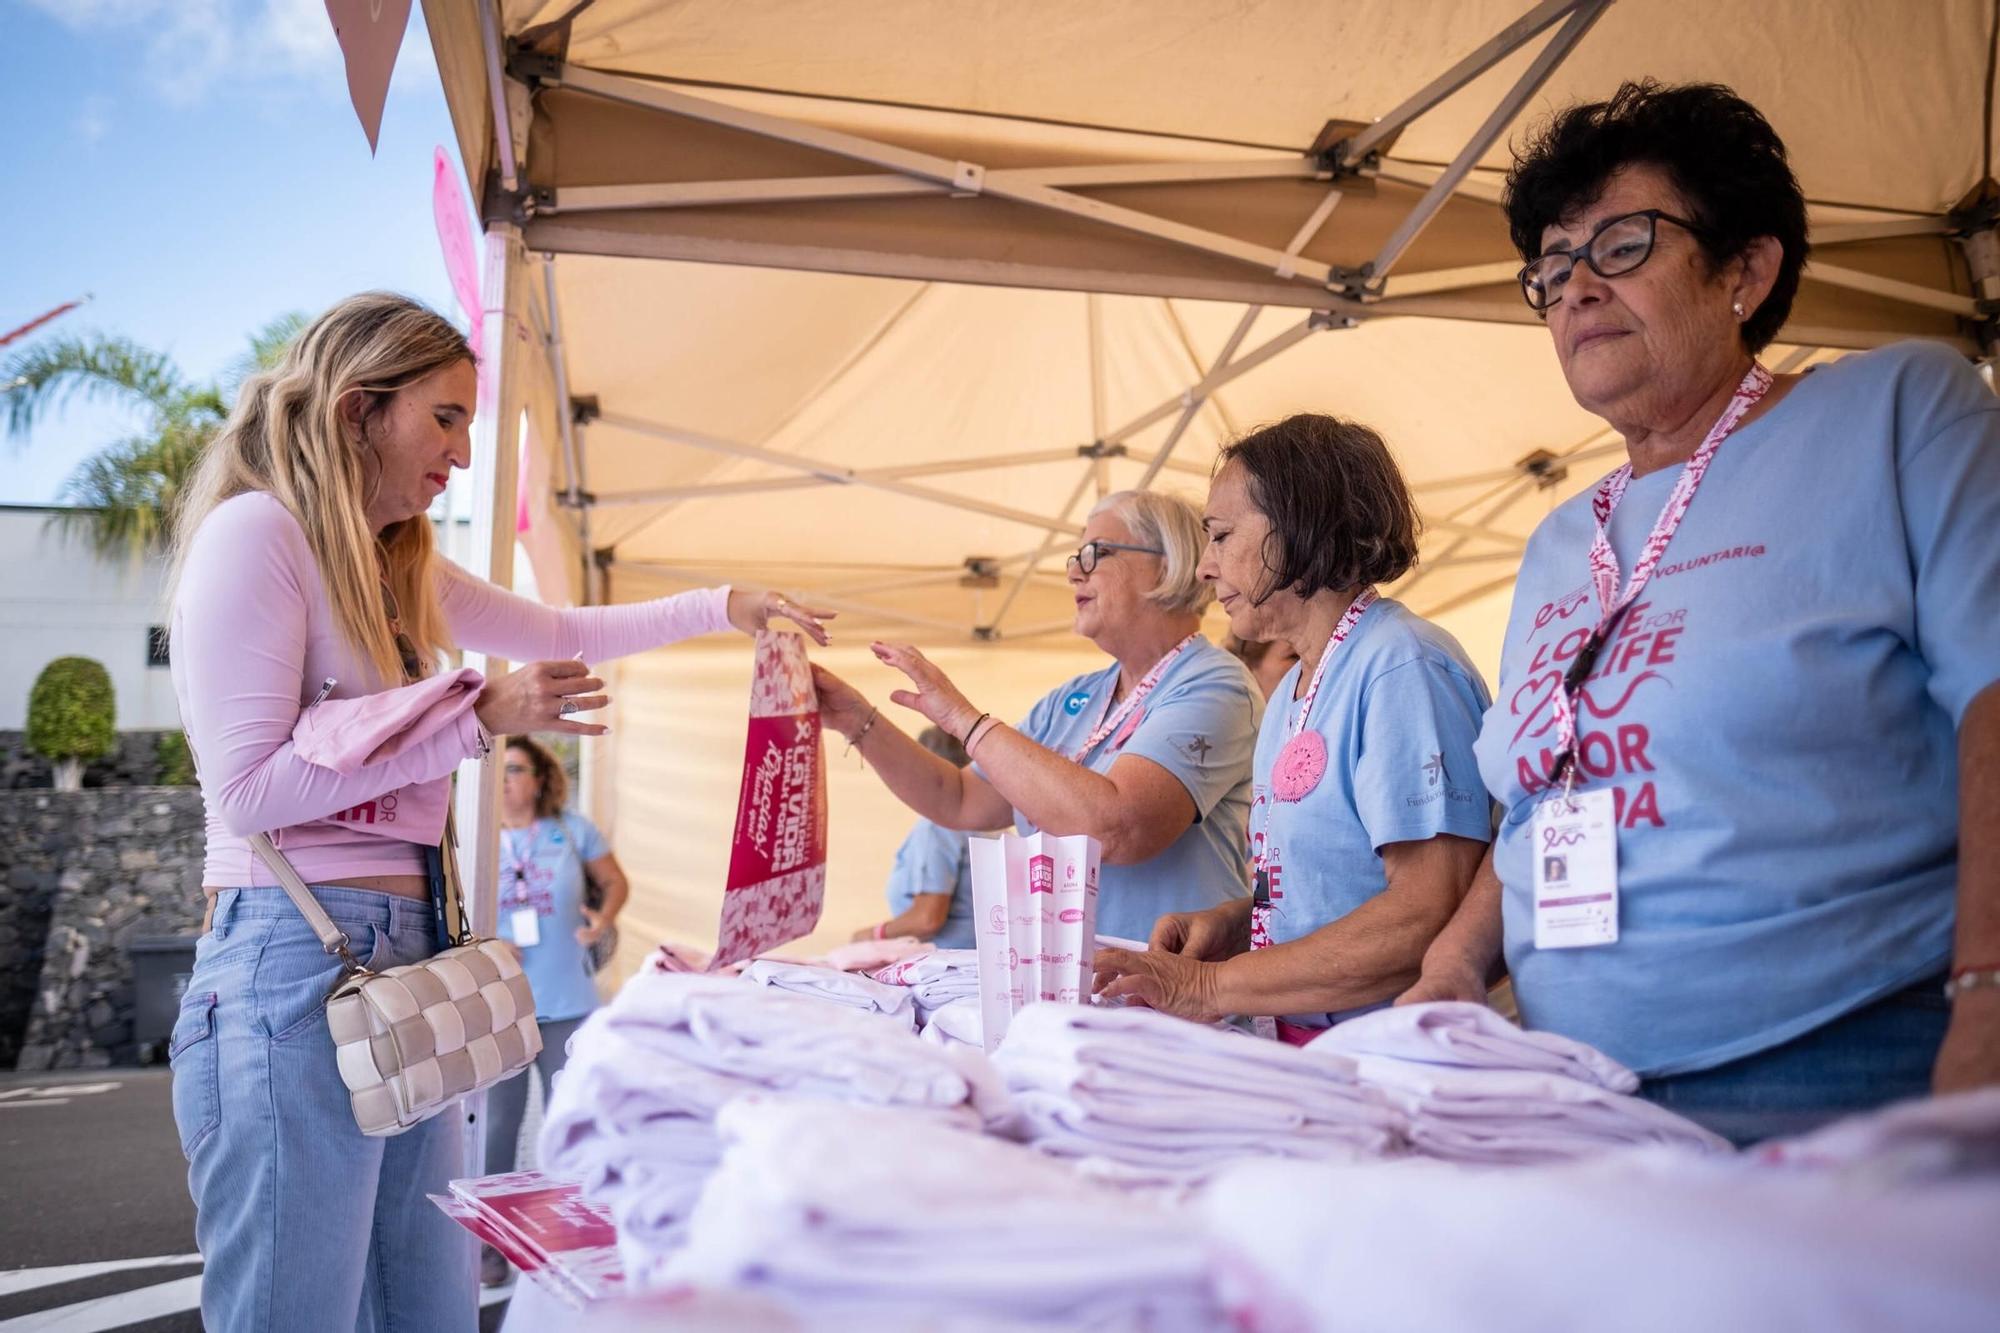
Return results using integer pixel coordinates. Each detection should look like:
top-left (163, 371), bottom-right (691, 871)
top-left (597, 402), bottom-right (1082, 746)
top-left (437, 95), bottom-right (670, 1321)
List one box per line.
top-left (1503, 80), bottom-right (1809, 353)
top-left (1218, 414), bottom-right (1421, 602)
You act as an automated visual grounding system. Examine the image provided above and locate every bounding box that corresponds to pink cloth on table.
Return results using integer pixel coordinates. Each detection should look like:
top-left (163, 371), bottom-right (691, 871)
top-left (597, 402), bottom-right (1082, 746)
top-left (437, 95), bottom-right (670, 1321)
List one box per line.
top-left (173, 491), bottom-right (731, 886)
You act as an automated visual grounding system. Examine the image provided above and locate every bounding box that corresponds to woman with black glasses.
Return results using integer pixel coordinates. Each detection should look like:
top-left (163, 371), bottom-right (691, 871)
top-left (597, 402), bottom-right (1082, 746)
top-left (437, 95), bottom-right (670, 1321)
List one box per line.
top-left (813, 490), bottom-right (1262, 943)
top-left (1403, 82), bottom-right (2000, 1140)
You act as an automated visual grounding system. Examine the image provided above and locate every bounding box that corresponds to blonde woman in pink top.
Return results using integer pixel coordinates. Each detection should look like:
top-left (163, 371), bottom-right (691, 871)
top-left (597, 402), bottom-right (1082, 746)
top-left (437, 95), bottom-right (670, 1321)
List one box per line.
top-left (163, 292), bottom-right (828, 1332)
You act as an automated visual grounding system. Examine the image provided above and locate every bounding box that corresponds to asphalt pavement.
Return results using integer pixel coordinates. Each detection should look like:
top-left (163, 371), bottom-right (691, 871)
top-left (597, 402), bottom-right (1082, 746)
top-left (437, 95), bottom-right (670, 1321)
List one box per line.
top-left (0, 1070), bottom-right (510, 1331)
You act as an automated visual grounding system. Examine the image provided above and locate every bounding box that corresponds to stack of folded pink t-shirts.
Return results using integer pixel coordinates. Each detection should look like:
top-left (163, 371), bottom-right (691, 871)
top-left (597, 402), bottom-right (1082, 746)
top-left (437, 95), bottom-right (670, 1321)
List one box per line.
top-left (541, 972), bottom-right (1010, 1287)
top-left (1200, 1092), bottom-right (2000, 1333)
top-left (872, 949), bottom-right (982, 1046)
top-left (663, 1097), bottom-right (1235, 1331)
top-left (992, 1001), bottom-right (1405, 1189)
top-left (738, 959), bottom-right (917, 1028)
top-left (1305, 1002), bottom-right (1729, 1163)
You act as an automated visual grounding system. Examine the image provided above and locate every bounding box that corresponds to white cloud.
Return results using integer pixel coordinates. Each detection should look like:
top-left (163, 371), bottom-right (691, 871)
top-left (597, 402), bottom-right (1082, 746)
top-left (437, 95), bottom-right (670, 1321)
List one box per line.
top-left (24, 0), bottom-right (435, 108)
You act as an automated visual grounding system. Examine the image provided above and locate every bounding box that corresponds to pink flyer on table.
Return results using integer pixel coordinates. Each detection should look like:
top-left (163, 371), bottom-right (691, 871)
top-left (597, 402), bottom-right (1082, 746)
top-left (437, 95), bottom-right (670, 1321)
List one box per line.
top-left (713, 632), bottom-right (827, 968)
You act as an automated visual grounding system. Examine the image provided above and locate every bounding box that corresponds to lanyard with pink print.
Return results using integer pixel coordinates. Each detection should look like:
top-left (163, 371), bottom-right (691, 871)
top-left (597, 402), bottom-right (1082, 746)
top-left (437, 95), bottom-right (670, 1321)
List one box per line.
top-left (1545, 362), bottom-right (1772, 790)
top-left (1250, 586), bottom-right (1380, 950)
top-left (1067, 633), bottom-right (1201, 763)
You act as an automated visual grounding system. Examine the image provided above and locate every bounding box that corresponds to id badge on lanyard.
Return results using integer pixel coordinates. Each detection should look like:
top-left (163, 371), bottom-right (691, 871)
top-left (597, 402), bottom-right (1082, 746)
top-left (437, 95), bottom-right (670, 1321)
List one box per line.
top-left (1531, 790), bottom-right (1618, 949)
top-left (1531, 362), bottom-right (1772, 951)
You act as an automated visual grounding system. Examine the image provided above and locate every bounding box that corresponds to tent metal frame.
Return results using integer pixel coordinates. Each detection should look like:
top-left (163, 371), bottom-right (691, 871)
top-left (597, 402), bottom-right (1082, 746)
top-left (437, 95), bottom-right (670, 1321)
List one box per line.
top-left (465, 0), bottom-right (1984, 647)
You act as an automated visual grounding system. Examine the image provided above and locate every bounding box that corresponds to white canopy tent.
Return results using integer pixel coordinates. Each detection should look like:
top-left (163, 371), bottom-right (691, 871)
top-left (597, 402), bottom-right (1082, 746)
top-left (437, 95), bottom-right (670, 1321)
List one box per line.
top-left (417, 0), bottom-right (1997, 957)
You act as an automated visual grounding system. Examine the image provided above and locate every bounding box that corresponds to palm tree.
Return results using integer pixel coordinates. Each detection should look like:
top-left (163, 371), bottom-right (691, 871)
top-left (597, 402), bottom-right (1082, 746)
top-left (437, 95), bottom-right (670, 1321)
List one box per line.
top-left (1, 313), bottom-right (305, 555)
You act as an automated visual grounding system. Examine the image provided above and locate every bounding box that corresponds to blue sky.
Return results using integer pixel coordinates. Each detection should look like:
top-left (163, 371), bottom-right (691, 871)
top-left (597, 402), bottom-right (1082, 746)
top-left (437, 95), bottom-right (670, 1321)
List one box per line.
top-left (3, 0), bottom-right (468, 504)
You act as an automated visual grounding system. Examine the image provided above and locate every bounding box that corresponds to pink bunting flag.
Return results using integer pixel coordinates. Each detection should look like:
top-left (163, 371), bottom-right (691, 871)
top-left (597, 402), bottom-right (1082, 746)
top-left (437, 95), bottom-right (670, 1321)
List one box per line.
top-left (324, 0), bottom-right (413, 154)
top-left (432, 145), bottom-right (483, 361)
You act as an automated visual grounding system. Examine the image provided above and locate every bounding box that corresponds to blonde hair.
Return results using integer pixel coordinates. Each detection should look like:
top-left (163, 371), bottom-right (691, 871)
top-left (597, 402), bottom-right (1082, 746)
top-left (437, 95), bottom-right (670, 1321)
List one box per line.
top-left (1087, 490), bottom-right (1214, 617)
top-left (169, 293), bottom-right (473, 686)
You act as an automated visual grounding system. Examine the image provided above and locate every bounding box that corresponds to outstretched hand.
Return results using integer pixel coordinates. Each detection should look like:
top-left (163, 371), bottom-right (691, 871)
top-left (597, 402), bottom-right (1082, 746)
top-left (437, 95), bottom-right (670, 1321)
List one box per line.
top-left (869, 641), bottom-right (979, 740)
top-left (727, 589), bottom-right (834, 646)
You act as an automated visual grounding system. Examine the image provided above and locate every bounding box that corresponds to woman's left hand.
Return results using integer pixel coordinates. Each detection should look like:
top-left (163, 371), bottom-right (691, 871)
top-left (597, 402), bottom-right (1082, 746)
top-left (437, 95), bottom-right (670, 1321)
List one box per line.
top-left (1093, 947), bottom-right (1225, 1024)
top-left (870, 641), bottom-right (979, 739)
top-left (1933, 994), bottom-right (2000, 1095)
top-left (728, 590), bottom-right (835, 646)
top-left (575, 908), bottom-right (614, 947)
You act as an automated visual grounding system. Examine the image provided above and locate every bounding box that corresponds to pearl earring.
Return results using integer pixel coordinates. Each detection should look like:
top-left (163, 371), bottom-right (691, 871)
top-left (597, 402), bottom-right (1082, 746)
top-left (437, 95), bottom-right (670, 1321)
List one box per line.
top-left (1732, 301), bottom-right (1745, 319)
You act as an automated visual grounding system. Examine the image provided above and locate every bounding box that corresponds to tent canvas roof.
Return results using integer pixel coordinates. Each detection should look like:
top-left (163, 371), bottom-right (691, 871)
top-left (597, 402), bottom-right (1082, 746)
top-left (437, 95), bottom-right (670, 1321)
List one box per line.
top-left (421, 0), bottom-right (1995, 660)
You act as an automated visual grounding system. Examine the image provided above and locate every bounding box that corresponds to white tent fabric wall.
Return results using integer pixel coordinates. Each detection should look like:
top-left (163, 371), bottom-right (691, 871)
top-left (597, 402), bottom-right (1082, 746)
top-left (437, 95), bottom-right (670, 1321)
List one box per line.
top-left (419, 0), bottom-right (1995, 969)
top-left (592, 639), bottom-right (1121, 982)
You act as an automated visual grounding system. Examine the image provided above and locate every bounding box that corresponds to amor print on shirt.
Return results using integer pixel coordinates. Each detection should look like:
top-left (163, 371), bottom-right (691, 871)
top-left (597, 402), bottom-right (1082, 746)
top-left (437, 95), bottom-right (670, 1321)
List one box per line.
top-left (1507, 540), bottom-right (1772, 830)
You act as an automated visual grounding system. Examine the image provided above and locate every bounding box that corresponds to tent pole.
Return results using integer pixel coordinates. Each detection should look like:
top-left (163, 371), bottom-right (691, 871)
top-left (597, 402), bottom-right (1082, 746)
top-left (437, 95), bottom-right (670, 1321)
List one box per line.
top-left (1804, 264), bottom-right (1979, 318)
top-left (547, 65), bottom-right (1337, 285)
top-left (540, 256), bottom-right (593, 605)
top-left (1353, 0), bottom-right (1614, 290)
top-left (455, 222), bottom-right (526, 1177)
top-left (1135, 302), bottom-right (1265, 490)
top-left (1396, 477), bottom-right (1536, 602)
top-left (1104, 315), bottom-right (1326, 448)
top-left (590, 448), bottom-right (1086, 507)
top-left (986, 463), bottom-right (1100, 634)
top-left (476, 0), bottom-right (519, 191)
top-left (595, 413), bottom-right (1086, 535)
top-left (1335, 0), bottom-right (1604, 166)
top-left (546, 158), bottom-right (1322, 214)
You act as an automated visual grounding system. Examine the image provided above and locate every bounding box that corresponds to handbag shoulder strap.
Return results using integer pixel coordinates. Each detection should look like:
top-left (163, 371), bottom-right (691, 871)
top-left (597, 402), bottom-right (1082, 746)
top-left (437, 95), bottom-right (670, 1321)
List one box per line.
top-left (246, 832), bottom-right (365, 968)
top-left (185, 729), bottom-right (367, 971)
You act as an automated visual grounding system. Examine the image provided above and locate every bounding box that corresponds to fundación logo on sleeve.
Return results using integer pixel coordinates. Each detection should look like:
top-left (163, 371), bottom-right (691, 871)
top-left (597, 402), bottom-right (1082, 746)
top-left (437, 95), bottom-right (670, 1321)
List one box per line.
top-left (1063, 691), bottom-right (1092, 716)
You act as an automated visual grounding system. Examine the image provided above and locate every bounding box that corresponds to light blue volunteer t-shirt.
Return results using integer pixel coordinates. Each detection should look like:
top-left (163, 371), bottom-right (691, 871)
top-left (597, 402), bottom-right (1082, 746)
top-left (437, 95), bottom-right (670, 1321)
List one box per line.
top-left (998, 637), bottom-right (1261, 942)
top-left (1251, 598), bottom-right (1494, 1027)
top-left (885, 818), bottom-right (977, 949)
top-left (497, 812), bottom-right (610, 1021)
top-left (1475, 341), bottom-right (2000, 1078)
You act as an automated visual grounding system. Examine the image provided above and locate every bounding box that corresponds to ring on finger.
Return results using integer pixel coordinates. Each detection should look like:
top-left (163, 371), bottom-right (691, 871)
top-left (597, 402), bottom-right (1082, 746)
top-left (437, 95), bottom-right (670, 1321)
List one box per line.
top-left (559, 699), bottom-right (578, 717)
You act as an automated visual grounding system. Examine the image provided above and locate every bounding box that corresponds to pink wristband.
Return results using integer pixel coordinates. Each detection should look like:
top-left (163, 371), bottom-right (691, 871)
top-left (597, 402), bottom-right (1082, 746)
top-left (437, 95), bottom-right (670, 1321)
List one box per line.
top-left (872, 922), bottom-right (887, 941)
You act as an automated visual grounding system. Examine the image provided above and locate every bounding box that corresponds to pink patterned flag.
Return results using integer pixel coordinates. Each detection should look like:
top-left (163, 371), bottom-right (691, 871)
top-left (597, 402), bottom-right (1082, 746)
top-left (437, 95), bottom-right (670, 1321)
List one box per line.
top-left (324, 0), bottom-right (413, 154)
top-left (712, 633), bottom-right (827, 968)
top-left (432, 145), bottom-right (483, 360)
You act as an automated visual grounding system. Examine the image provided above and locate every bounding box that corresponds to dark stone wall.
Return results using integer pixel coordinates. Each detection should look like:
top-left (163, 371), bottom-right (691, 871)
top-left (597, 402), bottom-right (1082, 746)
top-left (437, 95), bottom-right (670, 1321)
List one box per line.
top-left (1, 788), bottom-right (205, 1068)
top-left (0, 729), bottom-right (193, 790)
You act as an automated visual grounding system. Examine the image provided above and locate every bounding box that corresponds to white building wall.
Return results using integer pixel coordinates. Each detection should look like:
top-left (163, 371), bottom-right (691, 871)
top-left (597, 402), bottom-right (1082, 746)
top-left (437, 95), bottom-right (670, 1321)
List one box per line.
top-left (0, 506), bottom-right (179, 730)
top-left (0, 507), bottom-right (486, 732)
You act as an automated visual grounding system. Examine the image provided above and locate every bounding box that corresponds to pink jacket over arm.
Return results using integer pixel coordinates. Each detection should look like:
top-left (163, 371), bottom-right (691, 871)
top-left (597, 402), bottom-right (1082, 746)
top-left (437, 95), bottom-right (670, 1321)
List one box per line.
top-left (172, 491), bottom-right (731, 887)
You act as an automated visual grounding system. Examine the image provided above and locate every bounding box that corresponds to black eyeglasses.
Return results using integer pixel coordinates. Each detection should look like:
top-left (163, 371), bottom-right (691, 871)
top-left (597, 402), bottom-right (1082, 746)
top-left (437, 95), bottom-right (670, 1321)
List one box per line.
top-left (1518, 209), bottom-right (1710, 312)
top-left (378, 580), bottom-right (426, 683)
top-left (1066, 540), bottom-right (1165, 576)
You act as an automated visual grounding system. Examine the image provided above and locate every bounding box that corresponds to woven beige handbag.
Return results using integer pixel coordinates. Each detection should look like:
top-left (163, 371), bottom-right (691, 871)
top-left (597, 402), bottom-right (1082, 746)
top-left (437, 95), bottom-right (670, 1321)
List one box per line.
top-left (249, 828), bottom-right (542, 1138)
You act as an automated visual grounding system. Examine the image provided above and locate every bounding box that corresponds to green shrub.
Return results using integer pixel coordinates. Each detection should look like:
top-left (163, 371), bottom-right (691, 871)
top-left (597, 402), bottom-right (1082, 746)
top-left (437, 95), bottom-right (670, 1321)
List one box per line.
top-left (27, 657), bottom-right (116, 790)
top-left (156, 730), bottom-right (197, 786)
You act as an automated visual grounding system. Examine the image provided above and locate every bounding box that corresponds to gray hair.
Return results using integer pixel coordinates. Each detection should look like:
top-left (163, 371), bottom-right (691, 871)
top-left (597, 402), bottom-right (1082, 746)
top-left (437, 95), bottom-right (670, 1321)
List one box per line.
top-left (1086, 489), bottom-right (1214, 617)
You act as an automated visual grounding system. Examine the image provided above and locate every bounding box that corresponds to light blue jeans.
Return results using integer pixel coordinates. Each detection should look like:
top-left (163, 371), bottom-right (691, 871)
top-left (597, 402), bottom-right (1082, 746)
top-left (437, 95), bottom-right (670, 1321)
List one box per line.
top-left (169, 886), bottom-right (476, 1333)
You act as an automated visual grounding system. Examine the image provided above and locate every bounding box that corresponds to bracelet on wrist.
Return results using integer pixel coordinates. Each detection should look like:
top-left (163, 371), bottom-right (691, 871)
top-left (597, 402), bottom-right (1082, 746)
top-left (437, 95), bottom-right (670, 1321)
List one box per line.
top-left (843, 705), bottom-right (880, 756)
top-left (1945, 964), bottom-right (2000, 1001)
top-left (960, 711), bottom-right (991, 746)
top-left (871, 922), bottom-right (887, 942)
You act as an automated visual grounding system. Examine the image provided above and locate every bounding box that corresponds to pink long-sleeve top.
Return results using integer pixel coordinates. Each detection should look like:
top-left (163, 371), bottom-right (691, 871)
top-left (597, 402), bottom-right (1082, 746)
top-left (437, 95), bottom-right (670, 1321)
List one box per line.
top-left (173, 491), bottom-right (732, 887)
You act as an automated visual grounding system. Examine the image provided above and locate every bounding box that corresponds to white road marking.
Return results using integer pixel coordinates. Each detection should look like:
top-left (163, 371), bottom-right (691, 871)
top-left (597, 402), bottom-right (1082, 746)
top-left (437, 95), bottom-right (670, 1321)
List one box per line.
top-left (0, 1085), bottom-right (121, 1104)
top-left (0, 1255), bottom-right (201, 1299)
top-left (0, 1275), bottom-right (201, 1332)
